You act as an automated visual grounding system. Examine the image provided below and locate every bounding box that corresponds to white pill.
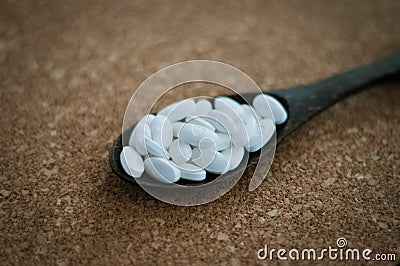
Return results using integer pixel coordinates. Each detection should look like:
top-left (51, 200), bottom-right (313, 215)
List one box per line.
top-left (179, 123), bottom-right (218, 146)
top-left (198, 136), bottom-right (217, 150)
top-left (144, 137), bottom-right (170, 159)
top-left (205, 109), bottom-right (236, 134)
top-left (172, 122), bottom-right (185, 138)
top-left (198, 134), bottom-right (228, 151)
top-left (192, 142), bottom-right (229, 174)
top-left (136, 114), bottom-right (155, 126)
top-left (141, 114), bottom-right (155, 125)
top-left (246, 118), bottom-right (275, 152)
top-left (253, 94), bottom-right (287, 124)
top-left (150, 115), bottom-right (173, 148)
top-left (129, 120), bottom-right (152, 156)
top-left (157, 99), bottom-right (196, 122)
top-left (260, 118), bottom-right (275, 144)
top-left (231, 121), bottom-right (249, 147)
top-left (185, 115), bottom-right (215, 131)
top-left (241, 104), bottom-right (262, 127)
top-left (174, 162), bottom-right (206, 181)
top-left (239, 105), bottom-right (262, 145)
top-left (120, 146), bottom-right (144, 178)
top-left (191, 139), bottom-right (217, 169)
top-left (214, 96), bottom-right (243, 122)
top-left (204, 151), bottom-right (229, 174)
top-left (246, 135), bottom-right (262, 152)
top-left (120, 151), bottom-right (131, 175)
top-left (144, 157), bottom-right (180, 183)
top-left (192, 148), bottom-right (214, 169)
top-left (221, 145), bottom-right (245, 171)
top-left (215, 133), bottom-right (231, 151)
top-left (169, 139), bottom-right (192, 165)
top-left (194, 99), bottom-right (212, 115)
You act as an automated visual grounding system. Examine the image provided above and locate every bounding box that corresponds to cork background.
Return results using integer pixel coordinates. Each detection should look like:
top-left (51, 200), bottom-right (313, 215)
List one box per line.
top-left (1, 0), bottom-right (399, 265)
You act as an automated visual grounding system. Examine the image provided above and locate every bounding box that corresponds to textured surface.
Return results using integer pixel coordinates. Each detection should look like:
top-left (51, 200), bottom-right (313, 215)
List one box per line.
top-left (1, 0), bottom-right (399, 265)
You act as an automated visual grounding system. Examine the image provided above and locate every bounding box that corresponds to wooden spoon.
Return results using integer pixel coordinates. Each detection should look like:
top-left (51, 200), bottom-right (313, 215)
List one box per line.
top-left (110, 51), bottom-right (400, 186)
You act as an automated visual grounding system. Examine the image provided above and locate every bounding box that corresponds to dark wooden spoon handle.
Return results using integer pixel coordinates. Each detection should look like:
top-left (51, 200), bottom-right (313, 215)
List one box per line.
top-left (265, 50), bottom-right (400, 143)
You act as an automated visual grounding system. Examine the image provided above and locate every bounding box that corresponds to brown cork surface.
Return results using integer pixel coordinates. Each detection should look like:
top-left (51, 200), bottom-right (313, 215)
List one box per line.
top-left (1, 0), bottom-right (399, 265)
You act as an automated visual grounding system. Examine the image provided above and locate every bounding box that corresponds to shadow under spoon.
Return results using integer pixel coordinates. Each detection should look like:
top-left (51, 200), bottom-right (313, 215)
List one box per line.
top-left (110, 50), bottom-right (400, 186)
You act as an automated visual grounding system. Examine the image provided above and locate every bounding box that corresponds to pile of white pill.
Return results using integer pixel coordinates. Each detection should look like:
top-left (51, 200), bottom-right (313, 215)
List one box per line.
top-left (120, 94), bottom-right (287, 183)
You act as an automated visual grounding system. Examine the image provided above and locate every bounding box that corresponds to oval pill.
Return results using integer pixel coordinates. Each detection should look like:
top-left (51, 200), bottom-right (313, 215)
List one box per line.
top-left (141, 114), bottom-right (155, 125)
top-left (260, 118), bottom-right (275, 146)
top-left (120, 151), bottom-right (131, 175)
top-left (205, 109), bottom-right (236, 134)
top-left (144, 157), bottom-right (180, 183)
top-left (246, 118), bottom-right (275, 152)
top-left (150, 115), bottom-right (173, 148)
top-left (179, 123), bottom-right (218, 146)
top-left (172, 122), bottom-right (185, 138)
top-left (231, 120), bottom-right (249, 147)
top-left (157, 99), bottom-right (196, 122)
top-left (214, 96), bottom-right (243, 122)
top-left (174, 162), bottom-right (206, 181)
top-left (241, 104), bottom-right (262, 128)
top-left (194, 99), bottom-right (212, 115)
top-left (130, 122), bottom-right (152, 156)
top-left (169, 139), bottom-right (192, 165)
top-left (185, 115), bottom-right (215, 131)
top-left (120, 146), bottom-right (144, 178)
top-left (192, 146), bottom-right (216, 169)
top-left (215, 133), bottom-right (231, 151)
top-left (144, 137), bottom-right (170, 159)
top-left (221, 145), bottom-right (245, 171)
top-left (192, 140), bottom-right (229, 174)
top-left (198, 134), bottom-right (228, 152)
top-left (128, 115), bottom-right (152, 148)
top-left (240, 105), bottom-right (262, 148)
top-left (253, 94), bottom-right (287, 124)
top-left (204, 151), bottom-right (230, 174)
